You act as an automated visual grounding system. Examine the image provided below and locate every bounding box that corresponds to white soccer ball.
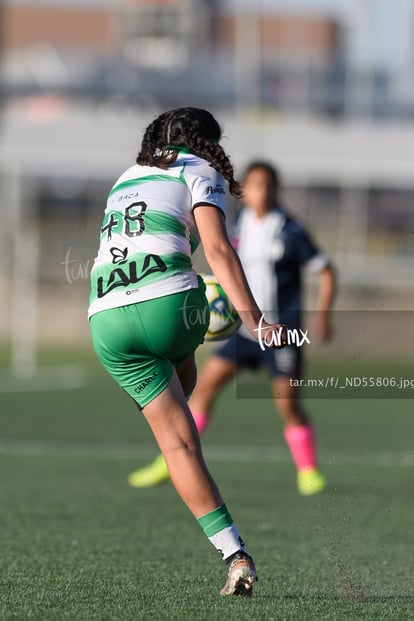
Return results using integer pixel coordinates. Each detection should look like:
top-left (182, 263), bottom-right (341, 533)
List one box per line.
top-left (201, 273), bottom-right (241, 342)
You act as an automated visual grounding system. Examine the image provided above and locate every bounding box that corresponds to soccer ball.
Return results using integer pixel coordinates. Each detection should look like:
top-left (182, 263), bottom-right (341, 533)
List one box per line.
top-left (201, 273), bottom-right (241, 342)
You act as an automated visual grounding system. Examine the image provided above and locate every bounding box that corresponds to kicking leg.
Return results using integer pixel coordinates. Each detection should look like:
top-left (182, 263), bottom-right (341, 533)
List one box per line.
top-left (142, 369), bottom-right (256, 595)
top-left (128, 354), bottom-right (237, 488)
top-left (142, 369), bottom-right (221, 514)
top-left (127, 354), bottom-right (197, 489)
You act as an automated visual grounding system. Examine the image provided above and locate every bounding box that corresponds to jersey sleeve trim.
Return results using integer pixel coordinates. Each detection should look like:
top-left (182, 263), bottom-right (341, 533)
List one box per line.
top-left (192, 202), bottom-right (226, 216)
top-left (303, 252), bottom-right (330, 274)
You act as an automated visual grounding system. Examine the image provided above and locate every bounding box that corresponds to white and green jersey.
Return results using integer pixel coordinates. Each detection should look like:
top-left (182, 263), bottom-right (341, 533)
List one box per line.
top-left (88, 151), bottom-right (226, 318)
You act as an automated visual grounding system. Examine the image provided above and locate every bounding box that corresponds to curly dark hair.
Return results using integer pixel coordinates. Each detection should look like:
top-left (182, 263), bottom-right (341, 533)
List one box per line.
top-left (136, 107), bottom-right (241, 198)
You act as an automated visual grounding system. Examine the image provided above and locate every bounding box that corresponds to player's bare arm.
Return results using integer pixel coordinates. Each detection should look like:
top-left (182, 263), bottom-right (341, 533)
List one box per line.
top-left (313, 264), bottom-right (336, 342)
top-left (193, 204), bottom-right (286, 345)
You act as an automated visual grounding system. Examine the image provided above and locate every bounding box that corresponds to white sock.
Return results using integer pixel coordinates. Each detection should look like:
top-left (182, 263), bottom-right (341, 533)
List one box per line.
top-left (208, 524), bottom-right (247, 561)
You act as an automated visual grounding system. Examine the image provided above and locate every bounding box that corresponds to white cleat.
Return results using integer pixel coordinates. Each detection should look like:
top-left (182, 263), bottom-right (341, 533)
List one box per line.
top-left (220, 552), bottom-right (257, 596)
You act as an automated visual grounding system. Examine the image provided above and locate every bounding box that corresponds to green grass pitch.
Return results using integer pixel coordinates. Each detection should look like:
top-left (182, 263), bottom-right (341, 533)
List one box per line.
top-left (0, 346), bottom-right (413, 620)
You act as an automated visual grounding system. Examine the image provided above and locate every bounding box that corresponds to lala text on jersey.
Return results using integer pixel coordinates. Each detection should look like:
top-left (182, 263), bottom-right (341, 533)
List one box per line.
top-left (97, 253), bottom-right (167, 298)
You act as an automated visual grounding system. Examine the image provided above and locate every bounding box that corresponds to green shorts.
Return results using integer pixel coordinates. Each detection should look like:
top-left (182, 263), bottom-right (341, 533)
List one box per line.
top-left (89, 279), bottom-right (209, 408)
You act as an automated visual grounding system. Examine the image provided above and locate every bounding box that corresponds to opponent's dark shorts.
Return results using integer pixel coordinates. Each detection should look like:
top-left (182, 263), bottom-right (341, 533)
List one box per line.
top-left (215, 332), bottom-right (302, 379)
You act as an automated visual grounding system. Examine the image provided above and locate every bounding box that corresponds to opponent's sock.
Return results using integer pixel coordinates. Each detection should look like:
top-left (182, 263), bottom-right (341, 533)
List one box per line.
top-left (191, 409), bottom-right (209, 435)
top-left (197, 504), bottom-right (248, 561)
top-left (284, 424), bottom-right (317, 471)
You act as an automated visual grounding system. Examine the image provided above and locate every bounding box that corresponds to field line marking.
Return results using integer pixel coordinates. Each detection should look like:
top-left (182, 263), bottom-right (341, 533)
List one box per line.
top-left (0, 438), bottom-right (413, 467)
top-left (0, 365), bottom-right (88, 392)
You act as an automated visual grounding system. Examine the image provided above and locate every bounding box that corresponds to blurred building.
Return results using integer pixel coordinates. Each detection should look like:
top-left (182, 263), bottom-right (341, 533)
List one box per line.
top-left (2, 0), bottom-right (414, 117)
top-left (1, 0), bottom-right (214, 97)
top-left (3, 0), bottom-right (214, 63)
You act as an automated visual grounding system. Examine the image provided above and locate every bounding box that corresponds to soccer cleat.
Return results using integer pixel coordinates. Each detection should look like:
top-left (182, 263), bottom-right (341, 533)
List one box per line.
top-left (127, 453), bottom-right (170, 488)
top-left (297, 467), bottom-right (326, 496)
top-left (220, 551), bottom-right (257, 596)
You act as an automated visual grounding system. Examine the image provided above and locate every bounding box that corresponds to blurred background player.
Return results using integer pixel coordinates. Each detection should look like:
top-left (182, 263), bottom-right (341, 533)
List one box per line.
top-left (129, 160), bottom-right (336, 495)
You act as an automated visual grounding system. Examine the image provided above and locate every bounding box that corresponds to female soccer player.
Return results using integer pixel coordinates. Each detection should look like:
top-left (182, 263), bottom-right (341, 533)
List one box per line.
top-left (129, 161), bottom-right (336, 495)
top-left (88, 110), bottom-right (287, 596)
